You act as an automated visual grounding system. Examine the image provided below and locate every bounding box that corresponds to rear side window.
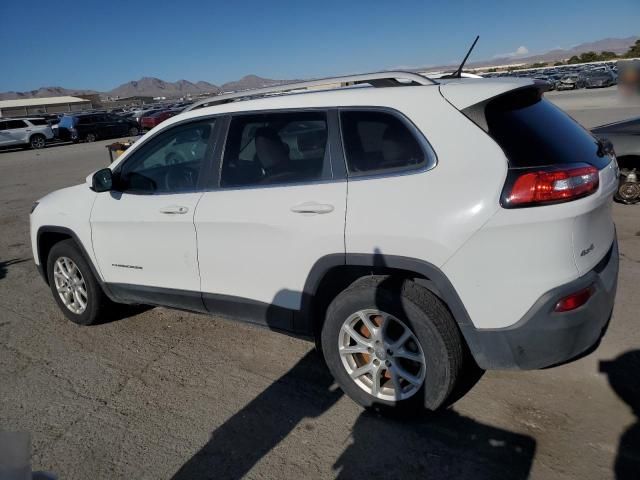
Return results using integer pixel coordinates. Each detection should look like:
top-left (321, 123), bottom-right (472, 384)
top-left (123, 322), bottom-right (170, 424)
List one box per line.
top-left (340, 110), bottom-right (429, 176)
top-left (6, 120), bottom-right (27, 129)
top-left (77, 116), bottom-right (94, 125)
top-left (28, 119), bottom-right (48, 126)
top-left (485, 88), bottom-right (609, 169)
top-left (221, 111), bottom-right (330, 188)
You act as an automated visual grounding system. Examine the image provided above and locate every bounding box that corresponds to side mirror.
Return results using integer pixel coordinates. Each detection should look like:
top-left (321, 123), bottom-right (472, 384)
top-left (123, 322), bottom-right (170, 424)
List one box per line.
top-left (92, 168), bottom-right (113, 192)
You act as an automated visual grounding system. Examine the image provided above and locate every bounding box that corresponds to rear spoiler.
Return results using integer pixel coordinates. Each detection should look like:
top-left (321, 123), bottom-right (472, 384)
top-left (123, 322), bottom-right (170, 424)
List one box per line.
top-left (441, 81), bottom-right (548, 132)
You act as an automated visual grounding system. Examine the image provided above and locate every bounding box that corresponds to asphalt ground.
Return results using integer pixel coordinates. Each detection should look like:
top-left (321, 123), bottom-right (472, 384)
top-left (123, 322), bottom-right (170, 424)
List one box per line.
top-left (1, 87), bottom-right (639, 479)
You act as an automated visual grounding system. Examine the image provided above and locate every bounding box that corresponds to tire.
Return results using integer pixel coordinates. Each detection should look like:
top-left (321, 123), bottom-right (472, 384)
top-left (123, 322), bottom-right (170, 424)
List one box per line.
top-left (46, 239), bottom-right (111, 325)
top-left (321, 276), bottom-right (464, 413)
top-left (29, 134), bottom-right (46, 149)
top-left (129, 126), bottom-right (139, 136)
top-left (85, 132), bottom-right (97, 142)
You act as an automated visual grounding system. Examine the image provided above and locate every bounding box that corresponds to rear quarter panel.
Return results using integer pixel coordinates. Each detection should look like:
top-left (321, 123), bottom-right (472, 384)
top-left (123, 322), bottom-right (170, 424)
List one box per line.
top-left (345, 88), bottom-right (507, 273)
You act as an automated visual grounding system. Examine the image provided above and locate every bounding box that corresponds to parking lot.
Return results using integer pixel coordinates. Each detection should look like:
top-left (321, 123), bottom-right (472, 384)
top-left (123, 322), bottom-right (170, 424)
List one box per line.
top-left (1, 87), bottom-right (639, 479)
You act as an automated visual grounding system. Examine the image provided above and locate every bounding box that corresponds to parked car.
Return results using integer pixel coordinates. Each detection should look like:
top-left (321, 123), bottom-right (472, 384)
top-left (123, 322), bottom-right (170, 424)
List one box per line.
top-left (556, 74), bottom-right (583, 90)
top-left (57, 113), bottom-right (140, 142)
top-left (584, 70), bottom-right (617, 88)
top-left (592, 116), bottom-right (640, 204)
top-left (30, 72), bottom-right (619, 412)
top-left (130, 108), bottom-right (164, 126)
top-left (0, 117), bottom-right (54, 149)
top-left (140, 110), bottom-right (180, 130)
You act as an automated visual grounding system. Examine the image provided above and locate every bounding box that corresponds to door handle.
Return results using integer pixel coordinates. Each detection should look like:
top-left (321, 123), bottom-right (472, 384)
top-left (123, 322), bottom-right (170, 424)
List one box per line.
top-left (290, 202), bottom-right (334, 214)
top-left (160, 205), bottom-right (189, 214)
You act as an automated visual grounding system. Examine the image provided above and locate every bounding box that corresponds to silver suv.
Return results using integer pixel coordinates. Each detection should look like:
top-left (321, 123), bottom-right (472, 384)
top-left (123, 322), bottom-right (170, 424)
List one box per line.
top-left (0, 117), bottom-right (54, 149)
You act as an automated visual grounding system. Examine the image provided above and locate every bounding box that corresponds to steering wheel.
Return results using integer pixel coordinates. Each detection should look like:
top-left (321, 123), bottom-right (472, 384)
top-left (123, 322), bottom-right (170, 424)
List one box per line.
top-left (165, 151), bottom-right (185, 165)
top-left (163, 164), bottom-right (197, 191)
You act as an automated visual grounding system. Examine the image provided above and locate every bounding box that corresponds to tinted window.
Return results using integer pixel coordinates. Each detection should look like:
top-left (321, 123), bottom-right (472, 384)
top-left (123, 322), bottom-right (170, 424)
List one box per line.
top-left (340, 111), bottom-right (428, 176)
top-left (485, 88), bottom-right (609, 169)
top-left (221, 111), bottom-right (329, 187)
top-left (0, 121), bottom-right (6, 131)
top-left (77, 116), bottom-right (94, 125)
top-left (6, 120), bottom-right (27, 129)
top-left (28, 119), bottom-right (48, 126)
top-left (117, 120), bottom-right (214, 193)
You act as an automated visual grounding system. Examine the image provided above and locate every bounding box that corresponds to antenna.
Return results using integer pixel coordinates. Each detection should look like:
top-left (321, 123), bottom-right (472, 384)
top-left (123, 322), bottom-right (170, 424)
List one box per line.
top-left (449, 35), bottom-right (480, 78)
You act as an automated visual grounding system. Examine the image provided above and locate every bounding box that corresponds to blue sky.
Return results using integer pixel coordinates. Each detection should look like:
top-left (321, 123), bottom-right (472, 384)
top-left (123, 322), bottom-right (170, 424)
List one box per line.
top-left (1, 0), bottom-right (638, 91)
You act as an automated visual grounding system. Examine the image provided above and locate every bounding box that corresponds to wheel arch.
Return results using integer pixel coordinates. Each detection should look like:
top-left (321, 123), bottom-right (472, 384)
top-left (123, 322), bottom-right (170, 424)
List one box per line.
top-left (28, 132), bottom-right (46, 144)
top-left (36, 226), bottom-right (107, 294)
top-left (302, 253), bottom-right (478, 353)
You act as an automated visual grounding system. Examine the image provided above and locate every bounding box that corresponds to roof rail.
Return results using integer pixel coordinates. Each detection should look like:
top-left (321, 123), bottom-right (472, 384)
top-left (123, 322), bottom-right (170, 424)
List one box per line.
top-left (184, 71), bottom-right (437, 112)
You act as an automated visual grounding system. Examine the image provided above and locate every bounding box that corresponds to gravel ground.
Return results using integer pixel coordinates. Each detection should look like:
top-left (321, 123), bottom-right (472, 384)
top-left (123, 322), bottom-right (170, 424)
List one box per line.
top-left (1, 89), bottom-right (639, 480)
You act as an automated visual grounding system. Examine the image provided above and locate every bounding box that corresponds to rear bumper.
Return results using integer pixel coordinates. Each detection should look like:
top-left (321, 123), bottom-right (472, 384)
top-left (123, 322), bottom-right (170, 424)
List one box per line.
top-left (462, 238), bottom-right (619, 370)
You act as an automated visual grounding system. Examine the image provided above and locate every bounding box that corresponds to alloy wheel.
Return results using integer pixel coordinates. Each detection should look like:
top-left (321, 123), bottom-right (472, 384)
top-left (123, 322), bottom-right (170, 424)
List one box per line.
top-left (31, 136), bottom-right (45, 149)
top-left (53, 257), bottom-right (88, 314)
top-left (338, 309), bottom-right (426, 401)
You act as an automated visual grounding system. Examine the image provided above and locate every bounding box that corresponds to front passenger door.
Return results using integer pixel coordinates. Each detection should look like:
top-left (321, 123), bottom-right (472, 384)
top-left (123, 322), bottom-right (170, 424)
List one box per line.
top-left (90, 119), bottom-right (218, 306)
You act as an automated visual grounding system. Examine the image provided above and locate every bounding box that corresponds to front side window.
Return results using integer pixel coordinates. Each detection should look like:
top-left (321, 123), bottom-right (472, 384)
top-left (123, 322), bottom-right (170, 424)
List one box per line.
top-left (117, 120), bottom-right (215, 193)
top-left (340, 110), bottom-right (428, 176)
top-left (28, 119), bottom-right (48, 126)
top-left (220, 111), bottom-right (329, 188)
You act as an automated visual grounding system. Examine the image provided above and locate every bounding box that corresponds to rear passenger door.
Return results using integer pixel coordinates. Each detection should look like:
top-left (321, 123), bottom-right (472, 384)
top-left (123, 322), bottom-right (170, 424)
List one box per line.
top-left (339, 109), bottom-right (437, 258)
top-left (194, 110), bottom-right (347, 330)
top-left (5, 120), bottom-right (29, 145)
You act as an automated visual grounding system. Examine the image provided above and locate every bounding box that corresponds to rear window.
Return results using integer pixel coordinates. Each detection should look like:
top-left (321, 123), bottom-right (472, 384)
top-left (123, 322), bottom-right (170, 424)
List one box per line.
top-left (340, 110), bottom-right (431, 176)
top-left (59, 116), bottom-right (77, 128)
top-left (6, 120), bottom-right (27, 129)
top-left (484, 88), bottom-right (610, 169)
top-left (28, 118), bottom-right (48, 126)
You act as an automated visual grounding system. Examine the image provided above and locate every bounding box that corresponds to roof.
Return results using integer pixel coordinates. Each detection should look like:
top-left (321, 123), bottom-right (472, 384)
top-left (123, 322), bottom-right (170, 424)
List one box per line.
top-left (0, 96), bottom-right (91, 109)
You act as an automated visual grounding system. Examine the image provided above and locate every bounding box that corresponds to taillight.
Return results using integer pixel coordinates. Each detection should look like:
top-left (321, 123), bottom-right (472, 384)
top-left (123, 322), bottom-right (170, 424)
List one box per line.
top-left (502, 164), bottom-right (599, 208)
top-left (554, 285), bottom-right (594, 312)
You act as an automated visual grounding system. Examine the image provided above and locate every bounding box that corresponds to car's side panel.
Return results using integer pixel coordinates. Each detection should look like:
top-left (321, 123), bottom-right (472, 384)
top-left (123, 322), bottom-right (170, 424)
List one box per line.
top-left (344, 89), bottom-right (507, 277)
top-left (442, 162), bottom-right (618, 329)
top-left (90, 191), bottom-right (204, 291)
top-left (195, 182), bottom-right (348, 312)
top-left (30, 184), bottom-right (99, 270)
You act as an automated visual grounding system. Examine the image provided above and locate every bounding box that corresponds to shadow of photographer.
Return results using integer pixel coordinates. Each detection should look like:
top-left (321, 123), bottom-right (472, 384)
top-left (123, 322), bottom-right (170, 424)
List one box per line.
top-left (600, 350), bottom-right (640, 479)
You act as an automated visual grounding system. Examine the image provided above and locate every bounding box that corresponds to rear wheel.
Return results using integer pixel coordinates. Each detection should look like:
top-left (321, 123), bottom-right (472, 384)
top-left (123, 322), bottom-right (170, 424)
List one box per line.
top-left (85, 132), bottom-right (97, 142)
top-left (321, 276), bottom-right (465, 412)
top-left (29, 134), bottom-right (46, 149)
top-left (129, 126), bottom-right (139, 136)
top-left (47, 240), bottom-right (111, 325)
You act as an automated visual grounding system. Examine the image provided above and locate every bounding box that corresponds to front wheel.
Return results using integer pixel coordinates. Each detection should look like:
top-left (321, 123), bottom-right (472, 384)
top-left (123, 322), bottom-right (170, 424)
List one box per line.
top-left (129, 126), bottom-right (139, 136)
top-left (321, 276), bottom-right (465, 412)
top-left (85, 132), bottom-right (97, 142)
top-left (30, 134), bottom-right (46, 149)
top-left (47, 240), bottom-right (111, 325)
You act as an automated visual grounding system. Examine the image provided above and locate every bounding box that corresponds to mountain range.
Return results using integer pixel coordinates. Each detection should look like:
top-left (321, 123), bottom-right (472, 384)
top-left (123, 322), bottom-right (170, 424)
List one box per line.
top-left (1, 36), bottom-right (637, 101)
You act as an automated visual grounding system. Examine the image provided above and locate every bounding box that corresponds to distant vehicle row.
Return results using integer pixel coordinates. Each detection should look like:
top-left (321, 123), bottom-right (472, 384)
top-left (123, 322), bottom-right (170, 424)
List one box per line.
top-left (482, 63), bottom-right (618, 91)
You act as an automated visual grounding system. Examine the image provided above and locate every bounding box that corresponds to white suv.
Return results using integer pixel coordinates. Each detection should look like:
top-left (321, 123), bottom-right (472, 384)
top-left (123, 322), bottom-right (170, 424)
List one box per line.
top-left (0, 117), bottom-right (54, 149)
top-left (30, 72), bottom-right (619, 411)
